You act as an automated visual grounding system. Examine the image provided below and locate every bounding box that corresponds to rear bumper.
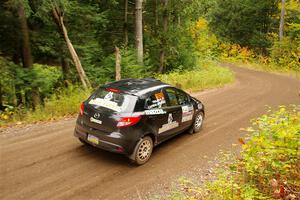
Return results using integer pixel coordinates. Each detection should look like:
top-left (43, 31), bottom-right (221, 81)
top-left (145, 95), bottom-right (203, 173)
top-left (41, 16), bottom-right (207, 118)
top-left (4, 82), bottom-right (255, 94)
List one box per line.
top-left (74, 123), bottom-right (137, 155)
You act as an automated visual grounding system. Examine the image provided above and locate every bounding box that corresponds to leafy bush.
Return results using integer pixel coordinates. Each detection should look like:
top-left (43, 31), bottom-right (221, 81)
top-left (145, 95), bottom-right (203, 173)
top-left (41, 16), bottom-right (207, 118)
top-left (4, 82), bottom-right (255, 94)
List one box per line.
top-left (0, 57), bottom-right (17, 105)
top-left (0, 56), bottom-right (62, 107)
top-left (270, 37), bottom-right (300, 72)
top-left (190, 18), bottom-right (221, 60)
top-left (166, 105), bottom-right (300, 200)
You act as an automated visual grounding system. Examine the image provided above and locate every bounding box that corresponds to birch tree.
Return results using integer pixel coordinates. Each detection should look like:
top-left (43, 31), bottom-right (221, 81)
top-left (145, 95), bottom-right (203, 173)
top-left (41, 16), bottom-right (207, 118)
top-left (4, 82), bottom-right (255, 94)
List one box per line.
top-left (135, 0), bottom-right (143, 65)
top-left (279, 0), bottom-right (286, 41)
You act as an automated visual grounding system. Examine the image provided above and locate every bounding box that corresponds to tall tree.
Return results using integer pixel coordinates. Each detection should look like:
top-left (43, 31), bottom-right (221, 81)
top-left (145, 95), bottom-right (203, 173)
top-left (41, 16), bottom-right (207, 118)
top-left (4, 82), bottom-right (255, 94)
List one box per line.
top-left (135, 0), bottom-right (143, 65)
top-left (115, 46), bottom-right (121, 81)
top-left (18, 2), bottom-right (32, 69)
top-left (279, 0), bottom-right (286, 41)
top-left (124, 0), bottom-right (129, 47)
top-left (51, 2), bottom-right (91, 89)
top-left (159, 0), bottom-right (168, 73)
top-left (17, 0), bottom-right (41, 108)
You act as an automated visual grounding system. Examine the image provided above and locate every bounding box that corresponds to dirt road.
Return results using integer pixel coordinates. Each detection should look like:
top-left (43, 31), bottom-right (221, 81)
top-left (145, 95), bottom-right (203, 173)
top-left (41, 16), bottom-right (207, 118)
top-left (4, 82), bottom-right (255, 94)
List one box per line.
top-left (1, 64), bottom-right (299, 200)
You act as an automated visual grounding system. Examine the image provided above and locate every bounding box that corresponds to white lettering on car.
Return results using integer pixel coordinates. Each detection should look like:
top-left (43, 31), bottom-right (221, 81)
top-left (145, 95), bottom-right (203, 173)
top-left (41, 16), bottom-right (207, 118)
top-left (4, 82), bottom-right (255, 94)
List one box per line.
top-left (145, 109), bottom-right (166, 115)
top-left (158, 113), bottom-right (179, 134)
top-left (148, 99), bottom-right (166, 109)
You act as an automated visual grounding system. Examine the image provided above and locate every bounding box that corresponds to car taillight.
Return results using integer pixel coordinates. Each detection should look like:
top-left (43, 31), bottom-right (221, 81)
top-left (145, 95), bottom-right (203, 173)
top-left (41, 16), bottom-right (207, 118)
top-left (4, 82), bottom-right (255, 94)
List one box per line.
top-left (117, 116), bottom-right (141, 128)
top-left (80, 102), bottom-right (84, 115)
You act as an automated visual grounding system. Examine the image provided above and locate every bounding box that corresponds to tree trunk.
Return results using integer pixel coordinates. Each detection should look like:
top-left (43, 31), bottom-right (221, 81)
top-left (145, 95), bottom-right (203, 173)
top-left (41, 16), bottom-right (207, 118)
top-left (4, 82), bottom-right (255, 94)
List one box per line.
top-left (18, 3), bottom-right (33, 68)
top-left (18, 2), bottom-right (40, 108)
top-left (154, 0), bottom-right (159, 27)
top-left (135, 0), bottom-right (144, 65)
top-left (279, 0), bottom-right (285, 41)
top-left (159, 0), bottom-right (168, 73)
top-left (0, 84), bottom-right (3, 108)
top-left (177, 15), bottom-right (181, 27)
top-left (61, 57), bottom-right (71, 86)
top-left (115, 47), bottom-right (121, 81)
top-left (124, 0), bottom-right (129, 47)
top-left (52, 6), bottom-right (91, 89)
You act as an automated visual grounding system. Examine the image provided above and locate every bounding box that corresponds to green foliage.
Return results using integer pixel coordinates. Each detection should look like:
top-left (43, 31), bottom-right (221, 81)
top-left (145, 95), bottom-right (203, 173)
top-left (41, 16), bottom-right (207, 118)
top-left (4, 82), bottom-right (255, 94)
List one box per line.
top-left (190, 18), bottom-right (222, 60)
top-left (165, 105), bottom-right (300, 200)
top-left (156, 61), bottom-right (234, 92)
top-left (0, 60), bottom-right (234, 126)
top-left (270, 37), bottom-right (300, 72)
top-left (0, 86), bottom-right (90, 126)
top-left (164, 26), bottom-right (198, 71)
top-left (0, 57), bottom-right (17, 105)
top-left (208, 0), bottom-right (278, 50)
top-left (0, 56), bottom-right (61, 107)
top-left (242, 106), bottom-right (300, 194)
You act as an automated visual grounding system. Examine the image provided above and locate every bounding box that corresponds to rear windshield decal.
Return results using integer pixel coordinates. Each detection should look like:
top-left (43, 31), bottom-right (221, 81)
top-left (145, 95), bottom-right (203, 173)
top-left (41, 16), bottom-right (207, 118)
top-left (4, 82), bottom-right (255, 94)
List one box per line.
top-left (181, 105), bottom-right (194, 122)
top-left (104, 92), bottom-right (113, 100)
top-left (158, 113), bottom-right (179, 134)
top-left (89, 98), bottom-right (122, 112)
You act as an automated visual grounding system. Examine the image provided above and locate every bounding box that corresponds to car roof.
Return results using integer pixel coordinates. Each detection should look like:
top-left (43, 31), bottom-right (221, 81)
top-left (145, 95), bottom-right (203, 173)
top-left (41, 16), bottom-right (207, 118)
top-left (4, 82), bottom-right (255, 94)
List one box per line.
top-left (104, 78), bottom-right (170, 96)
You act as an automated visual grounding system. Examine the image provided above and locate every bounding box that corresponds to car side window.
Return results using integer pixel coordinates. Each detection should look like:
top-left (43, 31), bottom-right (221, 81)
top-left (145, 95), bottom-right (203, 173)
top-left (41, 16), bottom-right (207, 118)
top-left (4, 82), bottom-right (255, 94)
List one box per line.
top-left (176, 90), bottom-right (190, 105)
top-left (165, 88), bottom-right (179, 106)
top-left (145, 90), bottom-right (167, 109)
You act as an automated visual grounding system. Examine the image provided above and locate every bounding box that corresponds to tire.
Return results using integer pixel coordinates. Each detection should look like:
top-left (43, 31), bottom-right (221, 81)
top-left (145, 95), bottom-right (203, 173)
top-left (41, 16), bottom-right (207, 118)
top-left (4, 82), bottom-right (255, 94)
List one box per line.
top-left (130, 136), bottom-right (153, 165)
top-left (190, 112), bottom-right (204, 134)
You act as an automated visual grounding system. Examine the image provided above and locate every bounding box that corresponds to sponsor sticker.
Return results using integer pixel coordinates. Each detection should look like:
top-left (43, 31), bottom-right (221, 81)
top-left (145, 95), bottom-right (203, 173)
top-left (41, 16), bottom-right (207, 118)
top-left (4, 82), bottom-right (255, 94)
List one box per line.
top-left (90, 117), bottom-right (102, 124)
top-left (148, 99), bottom-right (166, 109)
top-left (181, 105), bottom-right (194, 122)
top-left (158, 113), bottom-right (179, 134)
top-left (155, 92), bottom-right (164, 100)
top-left (145, 109), bottom-right (166, 115)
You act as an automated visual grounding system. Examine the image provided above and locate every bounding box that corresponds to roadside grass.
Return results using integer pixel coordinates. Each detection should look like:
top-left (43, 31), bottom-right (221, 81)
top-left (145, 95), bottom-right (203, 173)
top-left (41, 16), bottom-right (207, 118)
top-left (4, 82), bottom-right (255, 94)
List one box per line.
top-left (0, 86), bottom-right (91, 127)
top-left (156, 61), bottom-right (234, 93)
top-left (162, 105), bottom-right (300, 200)
top-left (0, 61), bottom-right (234, 127)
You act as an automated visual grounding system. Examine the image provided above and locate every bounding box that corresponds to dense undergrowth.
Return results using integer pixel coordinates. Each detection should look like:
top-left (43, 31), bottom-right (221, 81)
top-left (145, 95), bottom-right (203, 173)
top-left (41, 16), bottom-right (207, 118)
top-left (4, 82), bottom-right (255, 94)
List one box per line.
top-left (0, 61), bottom-right (234, 127)
top-left (0, 86), bottom-right (91, 126)
top-left (165, 105), bottom-right (300, 200)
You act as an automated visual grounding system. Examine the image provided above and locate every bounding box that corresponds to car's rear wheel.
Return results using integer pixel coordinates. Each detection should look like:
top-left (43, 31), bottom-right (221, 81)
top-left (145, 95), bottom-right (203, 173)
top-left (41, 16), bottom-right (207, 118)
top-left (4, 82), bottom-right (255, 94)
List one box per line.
top-left (131, 136), bottom-right (153, 165)
top-left (191, 112), bottom-right (204, 134)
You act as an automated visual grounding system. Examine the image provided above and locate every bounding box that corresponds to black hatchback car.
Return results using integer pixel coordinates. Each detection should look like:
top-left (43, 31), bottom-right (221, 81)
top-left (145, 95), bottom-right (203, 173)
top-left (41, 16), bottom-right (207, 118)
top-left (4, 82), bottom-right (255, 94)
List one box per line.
top-left (74, 78), bottom-right (205, 165)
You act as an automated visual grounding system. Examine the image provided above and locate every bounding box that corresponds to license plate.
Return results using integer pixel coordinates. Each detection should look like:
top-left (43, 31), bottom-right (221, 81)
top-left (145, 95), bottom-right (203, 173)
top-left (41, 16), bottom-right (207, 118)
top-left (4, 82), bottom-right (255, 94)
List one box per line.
top-left (87, 134), bottom-right (99, 145)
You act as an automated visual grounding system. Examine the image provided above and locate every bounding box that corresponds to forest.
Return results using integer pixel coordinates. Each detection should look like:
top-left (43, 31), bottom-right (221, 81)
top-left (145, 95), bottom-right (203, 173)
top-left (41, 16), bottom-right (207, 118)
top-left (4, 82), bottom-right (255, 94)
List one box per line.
top-left (0, 0), bottom-right (299, 123)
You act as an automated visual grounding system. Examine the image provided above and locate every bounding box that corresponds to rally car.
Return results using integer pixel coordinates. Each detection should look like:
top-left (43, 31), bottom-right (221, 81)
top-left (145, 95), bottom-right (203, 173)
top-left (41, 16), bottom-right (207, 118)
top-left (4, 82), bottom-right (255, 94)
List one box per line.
top-left (74, 78), bottom-right (205, 165)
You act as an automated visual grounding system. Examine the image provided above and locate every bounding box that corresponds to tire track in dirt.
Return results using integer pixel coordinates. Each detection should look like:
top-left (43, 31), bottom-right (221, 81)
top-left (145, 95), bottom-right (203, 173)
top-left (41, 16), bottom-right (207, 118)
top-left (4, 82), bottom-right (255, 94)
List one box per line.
top-left (1, 64), bottom-right (299, 200)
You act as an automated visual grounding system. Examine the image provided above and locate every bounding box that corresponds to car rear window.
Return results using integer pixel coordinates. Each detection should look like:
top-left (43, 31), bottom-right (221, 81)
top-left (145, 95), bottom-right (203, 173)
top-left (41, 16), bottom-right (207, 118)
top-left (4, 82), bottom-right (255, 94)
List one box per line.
top-left (88, 88), bottom-right (137, 112)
